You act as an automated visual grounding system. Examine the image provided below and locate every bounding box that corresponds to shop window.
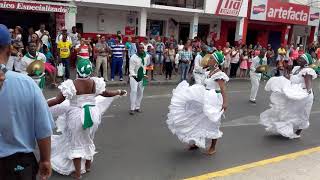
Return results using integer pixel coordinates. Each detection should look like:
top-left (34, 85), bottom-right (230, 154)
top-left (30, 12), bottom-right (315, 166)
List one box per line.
top-left (151, 0), bottom-right (204, 9)
top-left (147, 20), bottom-right (164, 37)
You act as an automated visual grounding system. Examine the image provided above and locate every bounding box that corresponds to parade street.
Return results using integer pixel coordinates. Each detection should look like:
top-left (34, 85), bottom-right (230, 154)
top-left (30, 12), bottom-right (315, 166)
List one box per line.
top-left (44, 80), bottom-right (320, 180)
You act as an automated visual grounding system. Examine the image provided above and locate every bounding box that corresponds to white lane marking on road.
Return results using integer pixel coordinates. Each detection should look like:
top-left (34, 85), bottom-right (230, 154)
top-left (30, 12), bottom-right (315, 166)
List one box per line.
top-left (144, 90), bottom-right (250, 99)
top-left (102, 114), bottom-right (115, 118)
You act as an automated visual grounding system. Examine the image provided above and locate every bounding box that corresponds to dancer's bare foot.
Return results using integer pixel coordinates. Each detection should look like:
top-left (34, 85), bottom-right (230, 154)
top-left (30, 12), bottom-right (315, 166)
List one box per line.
top-left (206, 148), bottom-right (216, 155)
top-left (71, 172), bottom-right (82, 179)
top-left (188, 144), bottom-right (199, 151)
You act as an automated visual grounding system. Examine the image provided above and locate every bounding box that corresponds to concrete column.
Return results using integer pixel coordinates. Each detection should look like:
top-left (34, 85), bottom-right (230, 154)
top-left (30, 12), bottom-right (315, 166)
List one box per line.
top-left (189, 13), bottom-right (199, 39)
top-left (64, 4), bottom-right (77, 32)
top-left (139, 8), bottom-right (147, 37)
top-left (235, 17), bottom-right (247, 45)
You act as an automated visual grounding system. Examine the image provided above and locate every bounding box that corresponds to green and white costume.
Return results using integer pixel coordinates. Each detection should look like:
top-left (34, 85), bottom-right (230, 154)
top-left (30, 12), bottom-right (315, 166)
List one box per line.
top-left (21, 52), bottom-right (46, 89)
top-left (49, 59), bottom-right (114, 175)
top-left (129, 52), bottom-right (150, 111)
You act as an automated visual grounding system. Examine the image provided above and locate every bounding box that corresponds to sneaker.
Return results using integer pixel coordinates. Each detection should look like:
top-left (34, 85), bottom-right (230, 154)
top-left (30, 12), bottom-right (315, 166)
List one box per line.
top-left (135, 109), bottom-right (142, 113)
top-left (120, 78), bottom-right (123, 81)
top-left (111, 79), bottom-right (114, 81)
top-left (249, 100), bottom-right (256, 104)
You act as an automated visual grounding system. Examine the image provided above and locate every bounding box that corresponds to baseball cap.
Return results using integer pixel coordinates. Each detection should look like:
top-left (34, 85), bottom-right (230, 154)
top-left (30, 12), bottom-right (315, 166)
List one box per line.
top-left (0, 24), bottom-right (11, 46)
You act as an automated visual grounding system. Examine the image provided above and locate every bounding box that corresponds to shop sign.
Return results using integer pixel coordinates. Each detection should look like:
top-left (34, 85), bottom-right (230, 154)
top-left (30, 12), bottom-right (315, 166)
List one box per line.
top-left (0, 1), bottom-right (70, 13)
top-left (251, 0), bottom-right (320, 26)
top-left (216, 0), bottom-right (244, 16)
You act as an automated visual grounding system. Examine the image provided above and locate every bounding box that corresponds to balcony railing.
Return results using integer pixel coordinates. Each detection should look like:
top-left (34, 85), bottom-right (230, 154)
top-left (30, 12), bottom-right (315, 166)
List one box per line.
top-left (151, 0), bottom-right (204, 9)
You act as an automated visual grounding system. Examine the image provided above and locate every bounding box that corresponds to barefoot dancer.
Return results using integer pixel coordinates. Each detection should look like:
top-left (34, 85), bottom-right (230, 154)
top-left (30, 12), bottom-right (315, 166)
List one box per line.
top-left (47, 58), bottom-right (126, 179)
top-left (167, 52), bottom-right (228, 155)
top-left (260, 53), bottom-right (317, 139)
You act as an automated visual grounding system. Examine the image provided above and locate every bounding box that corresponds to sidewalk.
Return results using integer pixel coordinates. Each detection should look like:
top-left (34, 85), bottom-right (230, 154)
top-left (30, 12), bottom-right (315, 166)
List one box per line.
top-left (211, 147), bottom-right (320, 180)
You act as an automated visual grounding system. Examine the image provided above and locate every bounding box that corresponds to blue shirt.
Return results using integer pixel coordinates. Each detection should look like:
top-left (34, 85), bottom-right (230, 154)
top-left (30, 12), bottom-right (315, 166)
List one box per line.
top-left (0, 71), bottom-right (54, 158)
top-left (110, 44), bottom-right (125, 58)
top-left (43, 51), bottom-right (54, 63)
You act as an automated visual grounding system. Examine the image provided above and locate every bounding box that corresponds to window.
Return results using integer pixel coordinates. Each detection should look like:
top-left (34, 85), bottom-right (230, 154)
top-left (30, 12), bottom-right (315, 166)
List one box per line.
top-left (151, 0), bottom-right (204, 9)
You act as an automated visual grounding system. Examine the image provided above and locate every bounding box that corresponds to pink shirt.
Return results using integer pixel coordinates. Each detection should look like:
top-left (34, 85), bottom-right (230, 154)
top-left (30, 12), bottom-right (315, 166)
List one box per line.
top-left (290, 49), bottom-right (299, 60)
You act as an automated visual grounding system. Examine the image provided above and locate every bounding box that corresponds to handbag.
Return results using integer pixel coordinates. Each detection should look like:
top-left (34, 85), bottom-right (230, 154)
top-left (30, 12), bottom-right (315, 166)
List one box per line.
top-left (57, 63), bottom-right (65, 77)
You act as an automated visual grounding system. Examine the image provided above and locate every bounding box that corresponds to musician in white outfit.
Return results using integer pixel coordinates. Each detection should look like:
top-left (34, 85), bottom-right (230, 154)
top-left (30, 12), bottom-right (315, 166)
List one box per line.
top-left (249, 49), bottom-right (267, 103)
top-left (129, 43), bottom-right (150, 115)
top-left (193, 45), bottom-right (208, 84)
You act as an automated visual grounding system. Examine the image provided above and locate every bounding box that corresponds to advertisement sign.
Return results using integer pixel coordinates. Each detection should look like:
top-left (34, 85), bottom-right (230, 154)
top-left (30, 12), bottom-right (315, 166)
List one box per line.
top-left (309, 7), bottom-right (320, 26)
top-left (0, 1), bottom-right (71, 13)
top-left (216, 0), bottom-right (244, 16)
top-left (251, 0), bottom-right (320, 26)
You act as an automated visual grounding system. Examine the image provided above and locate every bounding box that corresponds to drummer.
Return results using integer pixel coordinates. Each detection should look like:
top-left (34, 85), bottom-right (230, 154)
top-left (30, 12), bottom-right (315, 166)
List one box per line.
top-left (249, 48), bottom-right (267, 103)
top-left (20, 42), bottom-right (47, 89)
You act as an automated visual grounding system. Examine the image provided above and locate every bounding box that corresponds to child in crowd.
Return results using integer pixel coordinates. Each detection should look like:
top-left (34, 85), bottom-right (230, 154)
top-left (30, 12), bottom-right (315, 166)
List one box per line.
top-left (146, 45), bottom-right (155, 81)
top-left (43, 45), bottom-right (58, 87)
top-left (164, 49), bottom-right (173, 80)
top-left (240, 50), bottom-right (249, 78)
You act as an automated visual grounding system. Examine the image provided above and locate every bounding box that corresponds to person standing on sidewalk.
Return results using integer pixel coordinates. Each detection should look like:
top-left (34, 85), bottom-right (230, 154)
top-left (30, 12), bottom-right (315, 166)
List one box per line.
top-left (129, 43), bottom-right (150, 115)
top-left (249, 48), bottom-right (267, 103)
top-left (0, 24), bottom-right (54, 180)
top-left (95, 36), bottom-right (109, 82)
top-left (193, 44), bottom-right (208, 84)
top-left (57, 34), bottom-right (72, 79)
top-left (155, 36), bottom-right (165, 75)
top-left (179, 44), bottom-right (193, 82)
top-left (125, 36), bottom-right (137, 75)
top-left (110, 37), bottom-right (125, 81)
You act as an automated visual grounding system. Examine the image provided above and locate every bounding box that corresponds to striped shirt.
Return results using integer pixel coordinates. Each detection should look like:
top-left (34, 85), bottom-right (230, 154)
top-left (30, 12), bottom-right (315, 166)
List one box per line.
top-left (110, 44), bottom-right (125, 58)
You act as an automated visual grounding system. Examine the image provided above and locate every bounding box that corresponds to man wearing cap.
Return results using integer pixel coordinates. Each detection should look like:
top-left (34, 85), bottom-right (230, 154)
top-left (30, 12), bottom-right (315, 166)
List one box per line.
top-left (249, 48), bottom-right (267, 103)
top-left (55, 26), bottom-right (72, 44)
top-left (0, 24), bottom-right (54, 180)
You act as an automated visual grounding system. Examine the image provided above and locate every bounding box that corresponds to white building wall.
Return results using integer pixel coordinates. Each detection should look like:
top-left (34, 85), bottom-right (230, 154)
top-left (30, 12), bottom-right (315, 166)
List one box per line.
top-left (77, 7), bottom-right (132, 34)
top-left (75, 0), bottom-right (150, 7)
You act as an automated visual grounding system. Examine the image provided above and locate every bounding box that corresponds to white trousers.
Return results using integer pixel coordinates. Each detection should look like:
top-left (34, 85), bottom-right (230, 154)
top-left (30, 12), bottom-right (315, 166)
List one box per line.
top-left (250, 72), bottom-right (261, 101)
top-left (130, 77), bottom-right (145, 110)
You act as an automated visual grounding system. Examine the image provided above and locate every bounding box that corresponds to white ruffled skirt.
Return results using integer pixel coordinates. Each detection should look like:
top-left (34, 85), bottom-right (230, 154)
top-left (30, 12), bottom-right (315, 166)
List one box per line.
top-left (50, 96), bottom-right (114, 175)
top-left (260, 77), bottom-right (313, 139)
top-left (167, 81), bottom-right (224, 149)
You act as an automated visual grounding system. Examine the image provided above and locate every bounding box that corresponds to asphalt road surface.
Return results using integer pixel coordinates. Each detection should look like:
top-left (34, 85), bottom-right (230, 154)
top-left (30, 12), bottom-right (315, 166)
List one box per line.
top-left (45, 80), bottom-right (320, 180)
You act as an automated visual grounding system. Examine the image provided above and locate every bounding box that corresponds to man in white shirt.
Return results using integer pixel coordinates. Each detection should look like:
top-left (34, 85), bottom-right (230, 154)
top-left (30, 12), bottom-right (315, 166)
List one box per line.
top-left (193, 45), bottom-right (207, 84)
top-left (20, 42), bottom-right (46, 74)
top-left (69, 26), bottom-right (78, 47)
top-left (35, 24), bottom-right (50, 40)
top-left (249, 48), bottom-right (267, 103)
top-left (129, 43), bottom-right (150, 115)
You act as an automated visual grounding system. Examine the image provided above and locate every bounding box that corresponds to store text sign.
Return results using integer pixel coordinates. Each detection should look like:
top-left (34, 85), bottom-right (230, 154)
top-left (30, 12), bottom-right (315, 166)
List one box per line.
top-left (251, 0), bottom-right (320, 26)
top-left (0, 1), bottom-right (69, 13)
top-left (216, 0), bottom-right (244, 16)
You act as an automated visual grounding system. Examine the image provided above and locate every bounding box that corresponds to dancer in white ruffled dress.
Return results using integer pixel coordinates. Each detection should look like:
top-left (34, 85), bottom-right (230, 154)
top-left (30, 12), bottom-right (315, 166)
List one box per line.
top-left (167, 52), bottom-right (228, 155)
top-left (47, 58), bottom-right (126, 179)
top-left (260, 53), bottom-right (317, 139)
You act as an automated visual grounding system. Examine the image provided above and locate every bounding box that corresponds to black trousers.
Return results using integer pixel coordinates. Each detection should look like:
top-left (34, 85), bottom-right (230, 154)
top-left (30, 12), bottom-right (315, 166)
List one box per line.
top-left (230, 63), bottom-right (239, 78)
top-left (0, 153), bottom-right (38, 180)
top-left (165, 61), bottom-right (173, 78)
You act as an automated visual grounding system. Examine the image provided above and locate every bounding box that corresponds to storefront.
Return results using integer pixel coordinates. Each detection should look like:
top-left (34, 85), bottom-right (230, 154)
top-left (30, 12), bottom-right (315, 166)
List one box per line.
top-left (248, 0), bottom-right (319, 50)
top-left (0, 0), bottom-right (76, 39)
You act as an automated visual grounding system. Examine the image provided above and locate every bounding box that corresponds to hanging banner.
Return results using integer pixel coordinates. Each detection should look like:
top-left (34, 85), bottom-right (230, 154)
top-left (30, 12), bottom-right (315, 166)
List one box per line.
top-left (216, 0), bottom-right (244, 16)
top-left (0, 0), bottom-right (72, 13)
top-left (251, 0), bottom-right (320, 26)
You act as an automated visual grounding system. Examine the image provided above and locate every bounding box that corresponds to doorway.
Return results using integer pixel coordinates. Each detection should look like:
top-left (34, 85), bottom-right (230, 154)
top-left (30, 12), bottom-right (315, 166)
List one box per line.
top-left (268, 31), bottom-right (282, 51)
top-left (198, 24), bottom-right (210, 42)
top-left (179, 23), bottom-right (190, 44)
top-left (227, 28), bottom-right (236, 46)
top-left (246, 30), bottom-right (258, 46)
